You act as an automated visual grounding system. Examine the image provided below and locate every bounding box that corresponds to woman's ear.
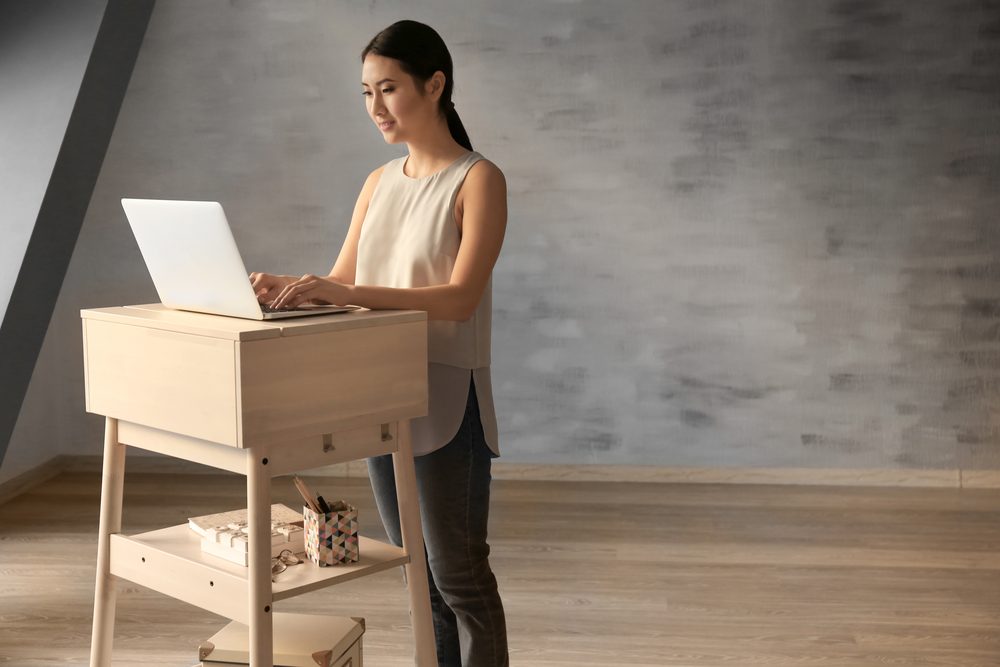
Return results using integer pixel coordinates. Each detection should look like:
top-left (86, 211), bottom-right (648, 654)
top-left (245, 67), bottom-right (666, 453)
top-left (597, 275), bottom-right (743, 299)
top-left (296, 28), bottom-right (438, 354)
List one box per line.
top-left (427, 71), bottom-right (446, 103)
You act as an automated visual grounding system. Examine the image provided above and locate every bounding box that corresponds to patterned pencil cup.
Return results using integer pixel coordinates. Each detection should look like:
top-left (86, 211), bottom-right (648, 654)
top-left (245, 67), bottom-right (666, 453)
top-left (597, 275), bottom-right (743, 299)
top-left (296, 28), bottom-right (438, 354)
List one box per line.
top-left (304, 503), bottom-right (359, 566)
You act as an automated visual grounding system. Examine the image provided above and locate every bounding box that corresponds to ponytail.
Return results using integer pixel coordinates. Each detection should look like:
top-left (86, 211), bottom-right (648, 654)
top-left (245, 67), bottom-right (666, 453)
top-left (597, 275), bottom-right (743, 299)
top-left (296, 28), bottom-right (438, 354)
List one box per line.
top-left (444, 101), bottom-right (472, 151)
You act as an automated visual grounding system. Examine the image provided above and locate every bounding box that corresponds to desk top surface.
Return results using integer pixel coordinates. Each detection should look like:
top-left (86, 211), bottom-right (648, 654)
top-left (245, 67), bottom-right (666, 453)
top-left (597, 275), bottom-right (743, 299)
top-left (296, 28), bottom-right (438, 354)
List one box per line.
top-left (80, 303), bottom-right (426, 341)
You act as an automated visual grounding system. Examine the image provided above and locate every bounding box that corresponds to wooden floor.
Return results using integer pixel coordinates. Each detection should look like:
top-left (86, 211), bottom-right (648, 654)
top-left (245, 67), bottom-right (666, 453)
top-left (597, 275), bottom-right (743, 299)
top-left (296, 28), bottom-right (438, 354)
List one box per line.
top-left (3, 470), bottom-right (1000, 666)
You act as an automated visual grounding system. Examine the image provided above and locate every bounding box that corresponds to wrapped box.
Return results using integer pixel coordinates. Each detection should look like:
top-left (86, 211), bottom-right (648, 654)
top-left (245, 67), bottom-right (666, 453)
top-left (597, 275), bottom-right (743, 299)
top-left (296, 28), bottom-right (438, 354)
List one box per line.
top-left (189, 504), bottom-right (304, 566)
top-left (303, 502), bottom-right (359, 566)
top-left (196, 612), bottom-right (363, 667)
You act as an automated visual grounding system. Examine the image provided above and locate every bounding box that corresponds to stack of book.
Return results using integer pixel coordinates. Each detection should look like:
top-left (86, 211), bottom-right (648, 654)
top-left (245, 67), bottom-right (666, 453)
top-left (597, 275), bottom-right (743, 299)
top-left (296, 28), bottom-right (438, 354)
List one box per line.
top-left (188, 503), bottom-right (305, 566)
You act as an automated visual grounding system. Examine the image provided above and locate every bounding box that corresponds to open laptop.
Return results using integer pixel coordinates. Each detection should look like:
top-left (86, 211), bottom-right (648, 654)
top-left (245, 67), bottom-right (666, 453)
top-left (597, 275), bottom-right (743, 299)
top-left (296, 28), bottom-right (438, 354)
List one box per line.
top-left (121, 198), bottom-right (357, 320)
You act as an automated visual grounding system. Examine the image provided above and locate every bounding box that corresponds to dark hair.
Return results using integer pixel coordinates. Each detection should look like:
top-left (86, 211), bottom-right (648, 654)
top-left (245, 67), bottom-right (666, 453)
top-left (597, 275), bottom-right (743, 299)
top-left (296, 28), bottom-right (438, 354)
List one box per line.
top-left (361, 20), bottom-right (472, 151)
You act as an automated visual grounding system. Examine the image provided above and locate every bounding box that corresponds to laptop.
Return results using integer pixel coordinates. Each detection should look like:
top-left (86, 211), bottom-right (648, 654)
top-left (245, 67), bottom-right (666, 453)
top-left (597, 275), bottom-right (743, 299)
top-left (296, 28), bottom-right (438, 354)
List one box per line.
top-left (121, 198), bottom-right (358, 320)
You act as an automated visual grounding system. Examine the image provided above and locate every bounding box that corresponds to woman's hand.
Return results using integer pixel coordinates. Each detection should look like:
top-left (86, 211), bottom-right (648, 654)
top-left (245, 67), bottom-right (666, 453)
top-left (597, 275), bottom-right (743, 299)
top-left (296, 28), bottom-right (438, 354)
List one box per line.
top-left (270, 274), bottom-right (352, 309)
top-left (248, 272), bottom-right (296, 305)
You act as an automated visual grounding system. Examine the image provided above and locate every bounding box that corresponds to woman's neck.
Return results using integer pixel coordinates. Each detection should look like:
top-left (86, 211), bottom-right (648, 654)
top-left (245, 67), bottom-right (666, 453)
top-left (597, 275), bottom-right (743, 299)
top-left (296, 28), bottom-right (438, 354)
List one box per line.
top-left (404, 127), bottom-right (468, 178)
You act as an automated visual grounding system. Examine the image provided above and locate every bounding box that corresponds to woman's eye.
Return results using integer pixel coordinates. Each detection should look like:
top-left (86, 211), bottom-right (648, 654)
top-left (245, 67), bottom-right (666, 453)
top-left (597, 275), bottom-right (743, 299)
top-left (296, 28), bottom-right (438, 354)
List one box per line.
top-left (362, 91), bottom-right (371, 96)
top-left (382, 88), bottom-right (394, 94)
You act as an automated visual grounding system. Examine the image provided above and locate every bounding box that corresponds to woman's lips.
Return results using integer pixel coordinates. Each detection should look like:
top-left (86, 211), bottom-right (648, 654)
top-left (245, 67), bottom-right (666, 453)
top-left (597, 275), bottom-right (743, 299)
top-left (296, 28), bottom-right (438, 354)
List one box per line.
top-left (378, 120), bottom-right (395, 131)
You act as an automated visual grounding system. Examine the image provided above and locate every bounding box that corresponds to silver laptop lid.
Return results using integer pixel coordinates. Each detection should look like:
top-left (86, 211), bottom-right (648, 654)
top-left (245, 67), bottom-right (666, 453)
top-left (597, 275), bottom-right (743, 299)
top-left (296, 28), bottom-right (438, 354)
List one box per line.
top-left (121, 198), bottom-right (266, 320)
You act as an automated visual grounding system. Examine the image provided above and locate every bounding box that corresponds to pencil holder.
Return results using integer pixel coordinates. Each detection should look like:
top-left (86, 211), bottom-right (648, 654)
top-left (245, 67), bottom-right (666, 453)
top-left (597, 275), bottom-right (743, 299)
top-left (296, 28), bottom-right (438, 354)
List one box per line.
top-left (303, 502), bottom-right (359, 566)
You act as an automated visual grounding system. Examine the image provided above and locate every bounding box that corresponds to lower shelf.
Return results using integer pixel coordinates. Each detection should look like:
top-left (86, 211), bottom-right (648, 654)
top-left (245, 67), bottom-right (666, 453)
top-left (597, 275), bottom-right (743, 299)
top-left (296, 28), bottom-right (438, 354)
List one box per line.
top-left (110, 524), bottom-right (409, 624)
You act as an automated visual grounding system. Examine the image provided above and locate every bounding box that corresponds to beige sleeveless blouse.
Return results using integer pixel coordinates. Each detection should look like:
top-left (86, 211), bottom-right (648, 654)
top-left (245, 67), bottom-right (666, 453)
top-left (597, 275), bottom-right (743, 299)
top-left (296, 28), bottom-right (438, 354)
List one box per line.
top-left (355, 150), bottom-right (499, 457)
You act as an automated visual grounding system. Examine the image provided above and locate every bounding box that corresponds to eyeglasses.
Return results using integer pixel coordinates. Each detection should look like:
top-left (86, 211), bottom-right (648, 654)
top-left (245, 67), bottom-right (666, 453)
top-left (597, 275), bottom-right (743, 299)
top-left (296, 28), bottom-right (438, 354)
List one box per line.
top-left (271, 549), bottom-right (301, 581)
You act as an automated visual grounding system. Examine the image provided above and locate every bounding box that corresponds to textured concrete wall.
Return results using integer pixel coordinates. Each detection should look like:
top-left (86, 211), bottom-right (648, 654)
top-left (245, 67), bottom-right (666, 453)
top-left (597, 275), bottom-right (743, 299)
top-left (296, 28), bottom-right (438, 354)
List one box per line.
top-left (7, 0), bottom-right (1000, 480)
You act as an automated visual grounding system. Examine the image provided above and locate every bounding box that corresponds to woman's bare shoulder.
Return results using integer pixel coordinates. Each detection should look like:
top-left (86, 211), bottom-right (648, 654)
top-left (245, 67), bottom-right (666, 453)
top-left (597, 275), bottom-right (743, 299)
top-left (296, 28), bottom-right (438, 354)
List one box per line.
top-left (470, 157), bottom-right (503, 176)
top-left (464, 157), bottom-right (505, 188)
top-left (367, 162), bottom-right (389, 185)
top-left (359, 163), bottom-right (389, 201)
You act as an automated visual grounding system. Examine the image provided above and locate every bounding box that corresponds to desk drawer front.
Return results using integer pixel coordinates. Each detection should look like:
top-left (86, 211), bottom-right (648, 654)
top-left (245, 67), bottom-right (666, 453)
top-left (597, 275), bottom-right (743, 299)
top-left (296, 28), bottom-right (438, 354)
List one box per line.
top-left (84, 320), bottom-right (239, 446)
top-left (261, 423), bottom-right (398, 476)
top-left (238, 321), bottom-right (426, 446)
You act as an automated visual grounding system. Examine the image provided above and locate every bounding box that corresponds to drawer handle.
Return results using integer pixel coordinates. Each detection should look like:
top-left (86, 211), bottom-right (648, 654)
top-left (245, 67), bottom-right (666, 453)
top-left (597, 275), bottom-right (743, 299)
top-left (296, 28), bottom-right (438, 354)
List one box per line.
top-left (322, 433), bottom-right (335, 452)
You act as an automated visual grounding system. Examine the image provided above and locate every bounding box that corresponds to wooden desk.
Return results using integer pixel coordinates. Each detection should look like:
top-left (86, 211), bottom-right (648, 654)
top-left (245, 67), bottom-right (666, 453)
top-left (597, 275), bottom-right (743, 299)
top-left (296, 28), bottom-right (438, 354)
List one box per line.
top-left (83, 304), bottom-right (437, 666)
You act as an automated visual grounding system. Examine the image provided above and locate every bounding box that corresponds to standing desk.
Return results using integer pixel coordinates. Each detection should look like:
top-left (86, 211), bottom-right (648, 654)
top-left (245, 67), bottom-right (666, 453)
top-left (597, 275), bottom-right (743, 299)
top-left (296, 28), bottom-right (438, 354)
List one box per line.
top-left (82, 304), bottom-right (437, 666)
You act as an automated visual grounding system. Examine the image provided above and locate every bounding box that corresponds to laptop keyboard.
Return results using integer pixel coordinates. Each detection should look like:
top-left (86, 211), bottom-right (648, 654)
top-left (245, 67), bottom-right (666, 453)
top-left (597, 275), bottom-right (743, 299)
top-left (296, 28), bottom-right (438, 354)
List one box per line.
top-left (260, 303), bottom-right (303, 313)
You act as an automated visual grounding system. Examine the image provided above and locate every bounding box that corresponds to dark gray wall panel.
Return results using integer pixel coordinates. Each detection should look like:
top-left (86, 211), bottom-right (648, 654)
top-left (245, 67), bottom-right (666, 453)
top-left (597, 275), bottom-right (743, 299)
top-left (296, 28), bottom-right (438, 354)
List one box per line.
top-left (0, 0), bottom-right (154, 467)
top-left (0, 0), bottom-right (104, 327)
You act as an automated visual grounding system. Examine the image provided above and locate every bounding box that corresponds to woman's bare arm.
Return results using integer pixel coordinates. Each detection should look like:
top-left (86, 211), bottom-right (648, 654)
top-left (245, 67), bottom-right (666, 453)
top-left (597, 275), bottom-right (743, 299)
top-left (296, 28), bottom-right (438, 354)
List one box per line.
top-left (327, 165), bottom-right (385, 285)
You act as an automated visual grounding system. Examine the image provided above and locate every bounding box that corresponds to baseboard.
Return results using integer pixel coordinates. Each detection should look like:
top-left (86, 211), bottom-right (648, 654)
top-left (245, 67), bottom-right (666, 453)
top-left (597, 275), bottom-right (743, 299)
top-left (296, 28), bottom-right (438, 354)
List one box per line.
top-left (0, 455), bottom-right (70, 505)
top-left (4, 454), bottom-right (998, 504)
top-left (959, 470), bottom-right (1000, 488)
top-left (488, 464), bottom-right (964, 486)
top-left (56, 454), bottom-right (366, 478)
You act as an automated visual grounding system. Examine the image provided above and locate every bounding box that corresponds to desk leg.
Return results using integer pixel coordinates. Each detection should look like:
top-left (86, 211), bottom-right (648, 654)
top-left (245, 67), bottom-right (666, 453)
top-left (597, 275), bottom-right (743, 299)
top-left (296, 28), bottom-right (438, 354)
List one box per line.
top-left (392, 420), bottom-right (438, 666)
top-left (90, 417), bottom-right (125, 667)
top-left (247, 453), bottom-right (274, 667)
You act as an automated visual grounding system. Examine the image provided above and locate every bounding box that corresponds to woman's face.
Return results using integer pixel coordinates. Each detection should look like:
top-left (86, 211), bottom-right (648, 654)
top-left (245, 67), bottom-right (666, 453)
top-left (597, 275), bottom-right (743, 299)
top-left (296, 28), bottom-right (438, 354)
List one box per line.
top-left (361, 54), bottom-right (439, 144)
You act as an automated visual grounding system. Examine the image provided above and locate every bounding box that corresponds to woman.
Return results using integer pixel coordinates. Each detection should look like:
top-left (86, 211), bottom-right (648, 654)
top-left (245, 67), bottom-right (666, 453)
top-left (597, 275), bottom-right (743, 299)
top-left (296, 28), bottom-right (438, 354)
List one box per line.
top-left (250, 19), bottom-right (509, 667)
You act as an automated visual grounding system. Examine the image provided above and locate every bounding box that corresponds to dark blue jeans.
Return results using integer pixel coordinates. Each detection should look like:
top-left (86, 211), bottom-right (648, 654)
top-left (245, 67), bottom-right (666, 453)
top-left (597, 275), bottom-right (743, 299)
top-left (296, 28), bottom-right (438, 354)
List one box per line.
top-left (367, 376), bottom-right (509, 667)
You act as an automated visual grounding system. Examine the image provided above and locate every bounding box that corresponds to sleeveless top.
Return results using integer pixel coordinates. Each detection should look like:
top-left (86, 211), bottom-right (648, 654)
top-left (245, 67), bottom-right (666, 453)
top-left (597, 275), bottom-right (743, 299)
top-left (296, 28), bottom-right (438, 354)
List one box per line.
top-left (354, 150), bottom-right (499, 457)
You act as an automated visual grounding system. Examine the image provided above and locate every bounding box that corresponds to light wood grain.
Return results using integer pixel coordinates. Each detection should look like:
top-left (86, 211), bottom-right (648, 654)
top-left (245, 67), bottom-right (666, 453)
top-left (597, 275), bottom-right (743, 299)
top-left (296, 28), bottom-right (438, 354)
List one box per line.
top-left (247, 453), bottom-right (273, 666)
top-left (78, 305), bottom-right (433, 666)
top-left (82, 303), bottom-right (426, 341)
top-left (111, 423), bottom-right (399, 477)
top-left (80, 306), bottom-right (428, 449)
top-left (484, 464), bottom-right (962, 487)
top-left (960, 470), bottom-right (1000, 488)
top-left (109, 522), bottom-right (409, 621)
top-left (391, 420), bottom-right (437, 666)
top-left (237, 321), bottom-right (426, 448)
top-left (89, 419), bottom-right (125, 667)
top-left (84, 319), bottom-right (240, 445)
top-left (4, 471), bottom-right (1000, 665)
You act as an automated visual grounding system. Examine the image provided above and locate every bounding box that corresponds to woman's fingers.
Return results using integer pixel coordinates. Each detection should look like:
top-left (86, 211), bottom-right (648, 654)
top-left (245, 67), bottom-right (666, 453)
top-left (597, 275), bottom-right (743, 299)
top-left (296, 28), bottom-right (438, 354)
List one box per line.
top-left (250, 273), bottom-right (268, 302)
top-left (249, 272), bottom-right (283, 303)
top-left (272, 276), bottom-right (318, 309)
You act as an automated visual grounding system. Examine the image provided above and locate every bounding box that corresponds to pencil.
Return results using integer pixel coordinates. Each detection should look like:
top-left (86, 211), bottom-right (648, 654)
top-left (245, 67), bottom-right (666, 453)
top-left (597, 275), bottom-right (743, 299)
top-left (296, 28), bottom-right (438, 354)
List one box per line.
top-left (292, 475), bottom-right (321, 513)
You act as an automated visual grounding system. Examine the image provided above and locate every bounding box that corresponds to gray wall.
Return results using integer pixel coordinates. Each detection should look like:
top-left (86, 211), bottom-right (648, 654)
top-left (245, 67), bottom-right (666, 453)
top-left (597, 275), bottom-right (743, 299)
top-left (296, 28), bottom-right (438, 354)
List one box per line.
top-left (5, 0), bottom-right (1000, 483)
